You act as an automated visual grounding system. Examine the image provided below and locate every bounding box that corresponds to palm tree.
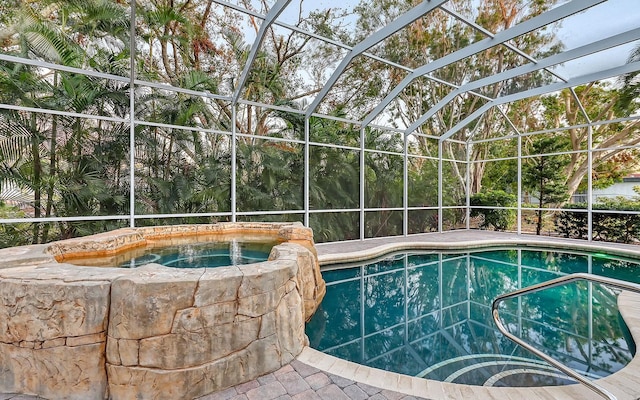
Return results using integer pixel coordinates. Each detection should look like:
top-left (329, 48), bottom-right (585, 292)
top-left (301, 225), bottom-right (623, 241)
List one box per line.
top-left (0, 0), bottom-right (130, 244)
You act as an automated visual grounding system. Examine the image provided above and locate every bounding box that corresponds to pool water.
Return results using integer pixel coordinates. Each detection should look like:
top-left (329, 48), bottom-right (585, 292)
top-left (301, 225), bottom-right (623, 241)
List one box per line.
top-left (69, 240), bottom-right (274, 268)
top-left (305, 248), bottom-right (638, 387)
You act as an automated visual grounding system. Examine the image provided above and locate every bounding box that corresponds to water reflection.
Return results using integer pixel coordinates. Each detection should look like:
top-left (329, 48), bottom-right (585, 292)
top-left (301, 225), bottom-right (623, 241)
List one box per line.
top-left (305, 248), bottom-right (637, 387)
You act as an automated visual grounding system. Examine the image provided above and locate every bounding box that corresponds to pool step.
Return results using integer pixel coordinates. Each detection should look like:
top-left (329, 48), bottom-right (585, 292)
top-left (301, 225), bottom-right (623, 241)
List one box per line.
top-left (417, 353), bottom-right (582, 387)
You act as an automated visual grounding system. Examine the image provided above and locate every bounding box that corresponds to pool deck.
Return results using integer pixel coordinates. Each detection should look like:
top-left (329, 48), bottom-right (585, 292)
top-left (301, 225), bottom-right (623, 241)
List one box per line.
top-left (5, 231), bottom-right (640, 399)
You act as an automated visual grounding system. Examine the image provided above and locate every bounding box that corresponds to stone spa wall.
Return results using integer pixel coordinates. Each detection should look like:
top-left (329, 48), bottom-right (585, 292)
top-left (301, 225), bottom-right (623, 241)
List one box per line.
top-left (0, 222), bottom-right (326, 400)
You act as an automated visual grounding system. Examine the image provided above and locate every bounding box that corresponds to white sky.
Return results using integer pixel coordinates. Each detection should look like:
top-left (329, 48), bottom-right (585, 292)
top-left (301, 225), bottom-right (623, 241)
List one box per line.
top-left (554, 0), bottom-right (640, 79)
top-left (275, 0), bottom-right (640, 80)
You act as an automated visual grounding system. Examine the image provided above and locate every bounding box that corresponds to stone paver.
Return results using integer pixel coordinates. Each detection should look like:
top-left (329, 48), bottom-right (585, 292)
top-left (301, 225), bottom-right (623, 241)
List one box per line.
top-left (276, 371), bottom-right (312, 395)
top-left (245, 381), bottom-right (287, 400)
top-left (235, 380), bottom-right (261, 394)
top-left (305, 371), bottom-right (332, 390)
top-left (191, 359), bottom-right (431, 400)
top-left (357, 382), bottom-right (383, 396)
top-left (343, 384), bottom-right (370, 400)
top-left (258, 373), bottom-right (278, 385)
top-left (328, 373), bottom-right (356, 388)
top-left (316, 384), bottom-right (352, 400)
top-left (292, 389), bottom-right (323, 400)
top-left (290, 359), bottom-right (321, 377)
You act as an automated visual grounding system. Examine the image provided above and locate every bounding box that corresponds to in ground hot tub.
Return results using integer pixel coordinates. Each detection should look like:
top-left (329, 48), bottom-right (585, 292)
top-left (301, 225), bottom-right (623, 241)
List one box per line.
top-left (0, 222), bottom-right (326, 400)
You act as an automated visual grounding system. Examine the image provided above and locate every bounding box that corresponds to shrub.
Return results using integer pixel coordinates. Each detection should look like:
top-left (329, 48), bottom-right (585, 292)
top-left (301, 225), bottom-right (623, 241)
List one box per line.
top-left (556, 198), bottom-right (640, 243)
top-left (470, 190), bottom-right (516, 231)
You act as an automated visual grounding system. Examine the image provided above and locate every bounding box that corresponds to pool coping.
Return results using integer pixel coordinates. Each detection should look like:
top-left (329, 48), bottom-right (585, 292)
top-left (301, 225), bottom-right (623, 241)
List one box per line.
top-left (302, 231), bottom-right (640, 400)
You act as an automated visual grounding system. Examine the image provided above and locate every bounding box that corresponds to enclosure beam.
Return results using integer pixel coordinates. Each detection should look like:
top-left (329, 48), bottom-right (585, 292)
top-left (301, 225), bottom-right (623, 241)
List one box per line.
top-left (438, 141), bottom-right (443, 233)
top-left (213, 0), bottom-right (497, 115)
top-left (405, 27), bottom-right (640, 136)
top-left (360, 128), bottom-right (366, 240)
top-left (232, 0), bottom-right (292, 104)
top-left (212, 0), bottom-right (415, 74)
top-left (362, 0), bottom-right (605, 128)
top-left (465, 141), bottom-right (470, 230)
top-left (304, 0), bottom-right (448, 118)
top-left (404, 135), bottom-right (409, 236)
top-left (439, 60), bottom-right (640, 142)
top-left (517, 134), bottom-right (522, 235)
top-left (128, 0), bottom-right (137, 228)
top-left (231, 107), bottom-right (237, 222)
top-left (304, 117), bottom-right (310, 227)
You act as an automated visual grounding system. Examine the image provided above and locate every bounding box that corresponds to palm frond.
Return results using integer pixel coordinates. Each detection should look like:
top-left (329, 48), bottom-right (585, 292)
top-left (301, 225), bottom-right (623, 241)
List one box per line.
top-left (23, 22), bottom-right (80, 66)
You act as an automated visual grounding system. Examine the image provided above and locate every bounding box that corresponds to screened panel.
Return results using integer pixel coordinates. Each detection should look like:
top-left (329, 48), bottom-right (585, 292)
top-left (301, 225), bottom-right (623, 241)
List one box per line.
top-left (309, 145), bottom-right (359, 210)
top-left (407, 135), bottom-right (439, 157)
top-left (364, 151), bottom-right (403, 209)
top-left (407, 209), bottom-right (438, 234)
top-left (134, 125), bottom-right (231, 215)
top-left (309, 118), bottom-right (360, 147)
top-left (408, 156), bottom-right (439, 208)
top-left (0, 219), bottom-right (130, 247)
top-left (0, 70), bottom-right (129, 119)
top-left (365, 210), bottom-right (403, 239)
top-left (442, 208), bottom-right (466, 231)
top-left (0, 0), bottom-right (131, 76)
top-left (478, 158), bottom-right (518, 193)
top-left (309, 211), bottom-right (359, 243)
top-left (442, 160), bottom-right (467, 207)
top-left (521, 209), bottom-right (559, 236)
top-left (0, 0), bottom-right (639, 247)
top-left (236, 138), bottom-right (303, 212)
top-left (136, 216), bottom-right (228, 227)
top-left (0, 111), bottom-right (130, 218)
top-left (365, 128), bottom-right (404, 151)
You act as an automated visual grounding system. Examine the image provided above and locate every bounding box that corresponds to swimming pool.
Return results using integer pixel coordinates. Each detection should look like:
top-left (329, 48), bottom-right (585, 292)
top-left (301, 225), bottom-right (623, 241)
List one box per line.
top-left (305, 247), bottom-right (638, 387)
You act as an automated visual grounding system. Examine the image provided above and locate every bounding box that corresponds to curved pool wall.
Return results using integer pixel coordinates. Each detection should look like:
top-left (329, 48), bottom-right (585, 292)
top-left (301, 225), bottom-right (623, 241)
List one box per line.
top-left (0, 222), bottom-right (326, 400)
top-left (311, 231), bottom-right (640, 400)
top-left (309, 248), bottom-right (635, 386)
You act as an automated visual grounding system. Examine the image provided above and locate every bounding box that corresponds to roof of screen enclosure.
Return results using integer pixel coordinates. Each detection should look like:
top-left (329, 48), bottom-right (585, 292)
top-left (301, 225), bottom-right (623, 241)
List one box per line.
top-left (2, 0), bottom-right (639, 143)
top-left (219, 0), bottom-right (640, 143)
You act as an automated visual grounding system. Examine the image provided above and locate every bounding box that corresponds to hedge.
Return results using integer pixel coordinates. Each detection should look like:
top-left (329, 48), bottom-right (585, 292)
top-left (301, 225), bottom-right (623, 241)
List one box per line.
top-left (556, 199), bottom-right (640, 243)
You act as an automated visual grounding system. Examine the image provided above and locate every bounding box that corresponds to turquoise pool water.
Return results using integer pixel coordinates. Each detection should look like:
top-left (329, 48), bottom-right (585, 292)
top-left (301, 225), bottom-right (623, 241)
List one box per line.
top-left (305, 248), bottom-right (638, 387)
top-left (70, 241), bottom-right (274, 268)
top-left (118, 241), bottom-right (273, 268)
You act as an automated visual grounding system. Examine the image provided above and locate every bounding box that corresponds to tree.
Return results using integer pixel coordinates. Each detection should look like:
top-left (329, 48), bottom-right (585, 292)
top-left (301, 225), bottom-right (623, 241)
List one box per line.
top-left (522, 136), bottom-right (569, 235)
top-left (617, 42), bottom-right (640, 113)
top-left (350, 0), bottom-right (562, 199)
top-left (536, 85), bottom-right (640, 200)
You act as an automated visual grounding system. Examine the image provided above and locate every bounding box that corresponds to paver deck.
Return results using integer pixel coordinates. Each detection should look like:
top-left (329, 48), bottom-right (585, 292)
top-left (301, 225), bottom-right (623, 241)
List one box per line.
top-left (4, 231), bottom-right (640, 399)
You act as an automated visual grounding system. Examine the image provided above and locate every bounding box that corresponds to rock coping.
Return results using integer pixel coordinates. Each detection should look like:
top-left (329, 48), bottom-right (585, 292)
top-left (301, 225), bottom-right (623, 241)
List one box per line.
top-left (0, 222), bottom-right (327, 400)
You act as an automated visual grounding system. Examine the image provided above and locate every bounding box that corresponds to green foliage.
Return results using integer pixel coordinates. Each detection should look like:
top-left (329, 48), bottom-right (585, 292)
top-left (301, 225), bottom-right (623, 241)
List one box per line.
top-left (556, 199), bottom-right (640, 243)
top-left (0, 202), bottom-right (32, 247)
top-left (6, 0), bottom-right (633, 249)
top-left (470, 190), bottom-right (516, 231)
top-left (522, 136), bottom-right (570, 235)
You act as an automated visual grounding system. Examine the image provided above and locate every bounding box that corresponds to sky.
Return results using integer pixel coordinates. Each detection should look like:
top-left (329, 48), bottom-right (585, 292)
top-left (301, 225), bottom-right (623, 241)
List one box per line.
top-left (553, 0), bottom-right (640, 80)
top-left (273, 0), bottom-right (640, 81)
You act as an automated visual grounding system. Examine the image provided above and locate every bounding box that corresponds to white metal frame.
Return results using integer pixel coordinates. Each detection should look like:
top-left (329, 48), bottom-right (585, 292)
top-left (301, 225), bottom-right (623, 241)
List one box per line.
top-left (0, 0), bottom-right (639, 244)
